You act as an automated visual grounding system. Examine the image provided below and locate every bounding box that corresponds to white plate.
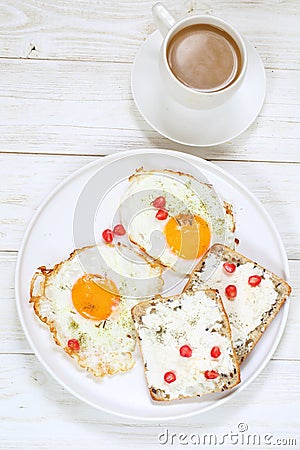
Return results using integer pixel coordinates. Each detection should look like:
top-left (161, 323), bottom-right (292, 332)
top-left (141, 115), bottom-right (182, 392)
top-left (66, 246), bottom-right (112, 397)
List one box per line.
top-left (131, 31), bottom-right (266, 146)
top-left (15, 149), bottom-right (289, 421)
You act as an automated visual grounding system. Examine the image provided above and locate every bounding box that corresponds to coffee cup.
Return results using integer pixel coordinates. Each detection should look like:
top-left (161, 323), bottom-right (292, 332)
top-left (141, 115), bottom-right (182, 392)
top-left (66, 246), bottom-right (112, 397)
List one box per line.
top-left (152, 3), bottom-right (247, 109)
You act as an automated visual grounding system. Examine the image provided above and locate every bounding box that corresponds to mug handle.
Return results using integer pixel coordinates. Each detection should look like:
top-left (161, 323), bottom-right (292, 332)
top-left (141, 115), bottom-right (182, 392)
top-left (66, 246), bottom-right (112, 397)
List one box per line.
top-left (152, 2), bottom-right (176, 37)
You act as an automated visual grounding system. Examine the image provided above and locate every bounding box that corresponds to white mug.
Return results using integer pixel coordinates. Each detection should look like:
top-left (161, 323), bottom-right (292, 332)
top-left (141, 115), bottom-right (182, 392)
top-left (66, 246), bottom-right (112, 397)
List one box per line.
top-left (152, 2), bottom-right (247, 109)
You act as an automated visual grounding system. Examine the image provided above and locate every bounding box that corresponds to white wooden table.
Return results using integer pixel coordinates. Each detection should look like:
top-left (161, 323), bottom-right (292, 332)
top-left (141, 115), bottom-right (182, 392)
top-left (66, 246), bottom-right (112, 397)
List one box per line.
top-left (0, 1), bottom-right (299, 448)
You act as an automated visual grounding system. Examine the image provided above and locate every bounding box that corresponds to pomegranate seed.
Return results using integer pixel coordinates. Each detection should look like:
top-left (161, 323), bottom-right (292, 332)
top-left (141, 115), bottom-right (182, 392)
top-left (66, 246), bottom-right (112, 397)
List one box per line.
top-left (113, 224), bottom-right (126, 236)
top-left (210, 346), bottom-right (221, 358)
top-left (223, 262), bottom-right (236, 274)
top-left (164, 371), bottom-right (176, 384)
top-left (179, 345), bottom-right (192, 358)
top-left (67, 339), bottom-right (80, 351)
top-left (205, 370), bottom-right (219, 379)
top-left (153, 196), bottom-right (166, 209)
top-left (248, 275), bottom-right (262, 287)
top-left (225, 285), bottom-right (237, 299)
top-left (102, 229), bottom-right (113, 243)
top-left (156, 209), bottom-right (168, 220)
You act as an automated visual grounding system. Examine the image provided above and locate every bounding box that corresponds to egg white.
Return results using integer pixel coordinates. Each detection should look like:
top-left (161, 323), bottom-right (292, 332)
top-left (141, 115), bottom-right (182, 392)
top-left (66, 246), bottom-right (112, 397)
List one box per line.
top-left (30, 244), bottom-right (163, 377)
top-left (120, 169), bottom-right (234, 275)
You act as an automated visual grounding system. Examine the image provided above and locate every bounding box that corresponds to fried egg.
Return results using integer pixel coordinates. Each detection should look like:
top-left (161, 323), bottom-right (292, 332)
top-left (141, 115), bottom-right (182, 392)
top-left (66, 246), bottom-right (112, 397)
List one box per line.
top-left (120, 169), bottom-right (235, 275)
top-left (30, 244), bottom-right (163, 377)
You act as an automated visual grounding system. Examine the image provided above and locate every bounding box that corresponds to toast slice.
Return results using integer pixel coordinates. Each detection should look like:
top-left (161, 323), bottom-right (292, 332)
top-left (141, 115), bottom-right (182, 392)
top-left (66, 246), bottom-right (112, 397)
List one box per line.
top-left (131, 289), bottom-right (240, 402)
top-left (185, 244), bottom-right (292, 364)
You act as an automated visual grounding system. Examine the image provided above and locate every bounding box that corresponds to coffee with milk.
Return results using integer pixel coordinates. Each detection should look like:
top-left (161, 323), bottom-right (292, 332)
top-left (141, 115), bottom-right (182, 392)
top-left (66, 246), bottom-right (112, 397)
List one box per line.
top-left (167, 24), bottom-right (242, 92)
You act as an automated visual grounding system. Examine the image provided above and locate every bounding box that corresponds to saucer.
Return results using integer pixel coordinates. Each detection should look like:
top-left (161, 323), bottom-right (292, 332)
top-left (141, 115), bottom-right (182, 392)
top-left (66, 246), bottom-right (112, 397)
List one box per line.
top-left (131, 30), bottom-right (266, 147)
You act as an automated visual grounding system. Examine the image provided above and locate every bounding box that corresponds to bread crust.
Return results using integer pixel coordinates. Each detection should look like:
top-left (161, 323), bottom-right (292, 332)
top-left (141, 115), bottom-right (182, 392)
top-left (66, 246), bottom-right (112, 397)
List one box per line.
top-left (184, 244), bottom-right (292, 364)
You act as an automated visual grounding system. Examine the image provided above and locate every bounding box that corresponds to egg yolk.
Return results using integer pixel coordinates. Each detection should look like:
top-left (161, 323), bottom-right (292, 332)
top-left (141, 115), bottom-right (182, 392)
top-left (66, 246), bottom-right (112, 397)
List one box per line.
top-left (164, 214), bottom-right (211, 260)
top-left (72, 274), bottom-right (120, 321)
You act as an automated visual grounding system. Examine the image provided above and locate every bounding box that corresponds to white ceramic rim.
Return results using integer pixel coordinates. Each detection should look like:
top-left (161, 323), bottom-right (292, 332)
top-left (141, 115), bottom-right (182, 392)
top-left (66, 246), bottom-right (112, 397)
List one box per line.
top-left (15, 149), bottom-right (290, 421)
top-left (162, 15), bottom-right (248, 95)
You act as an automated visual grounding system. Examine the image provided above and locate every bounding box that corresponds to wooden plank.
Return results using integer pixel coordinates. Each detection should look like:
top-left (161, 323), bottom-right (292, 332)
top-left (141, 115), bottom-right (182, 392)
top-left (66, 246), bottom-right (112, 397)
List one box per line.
top-left (0, 355), bottom-right (299, 449)
top-left (0, 0), bottom-right (299, 70)
top-left (0, 154), bottom-right (92, 252)
top-left (0, 59), bottom-right (132, 102)
top-left (0, 0), bottom-right (298, 446)
top-left (0, 154), bottom-right (299, 257)
top-left (0, 58), bottom-right (299, 162)
top-left (0, 59), bottom-right (298, 106)
top-left (274, 259), bottom-right (300, 360)
top-left (0, 252), bottom-right (298, 358)
top-left (0, 252), bottom-right (29, 354)
top-left (217, 160), bottom-right (300, 260)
